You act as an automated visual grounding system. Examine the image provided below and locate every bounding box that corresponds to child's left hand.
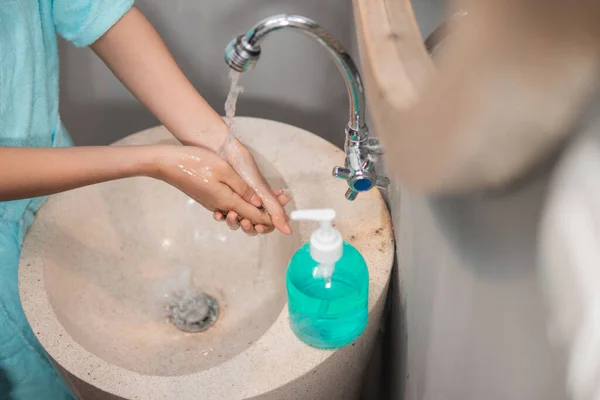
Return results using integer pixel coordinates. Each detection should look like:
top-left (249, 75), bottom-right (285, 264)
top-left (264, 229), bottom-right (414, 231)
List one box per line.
top-left (217, 138), bottom-right (292, 235)
top-left (181, 132), bottom-right (291, 236)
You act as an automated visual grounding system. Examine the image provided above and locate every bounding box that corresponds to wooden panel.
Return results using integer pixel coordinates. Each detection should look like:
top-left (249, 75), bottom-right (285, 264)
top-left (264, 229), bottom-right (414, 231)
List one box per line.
top-left (353, 0), bottom-right (600, 193)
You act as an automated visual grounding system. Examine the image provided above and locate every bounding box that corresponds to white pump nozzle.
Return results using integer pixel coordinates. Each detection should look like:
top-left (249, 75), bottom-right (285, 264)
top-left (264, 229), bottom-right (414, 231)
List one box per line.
top-left (291, 209), bottom-right (336, 229)
top-left (290, 209), bottom-right (343, 273)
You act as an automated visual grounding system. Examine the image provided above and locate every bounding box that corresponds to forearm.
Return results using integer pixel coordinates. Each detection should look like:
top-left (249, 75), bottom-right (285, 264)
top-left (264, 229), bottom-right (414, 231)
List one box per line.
top-left (0, 146), bottom-right (156, 201)
top-left (91, 7), bottom-right (227, 152)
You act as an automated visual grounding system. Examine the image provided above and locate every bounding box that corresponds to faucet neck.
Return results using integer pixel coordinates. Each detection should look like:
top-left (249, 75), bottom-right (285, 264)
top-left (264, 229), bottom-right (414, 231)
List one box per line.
top-left (226, 15), bottom-right (389, 201)
top-left (240, 15), bottom-right (367, 133)
top-left (346, 125), bottom-right (369, 144)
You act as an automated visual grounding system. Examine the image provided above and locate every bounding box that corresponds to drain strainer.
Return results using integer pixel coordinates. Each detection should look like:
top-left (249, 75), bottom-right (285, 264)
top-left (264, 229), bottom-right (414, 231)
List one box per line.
top-left (167, 292), bottom-right (219, 333)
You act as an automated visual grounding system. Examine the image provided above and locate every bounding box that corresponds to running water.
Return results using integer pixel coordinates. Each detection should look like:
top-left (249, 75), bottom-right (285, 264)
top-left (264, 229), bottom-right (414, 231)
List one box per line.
top-left (225, 70), bottom-right (243, 128)
top-left (219, 70), bottom-right (244, 158)
top-left (219, 70), bottom-right (259, 191)
top-left (219, 70), bottom-right (292, 227)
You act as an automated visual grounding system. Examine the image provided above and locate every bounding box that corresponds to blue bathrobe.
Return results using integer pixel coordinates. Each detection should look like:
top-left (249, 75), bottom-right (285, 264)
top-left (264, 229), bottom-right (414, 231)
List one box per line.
top-left (0, 0), bottom-right (133, 397)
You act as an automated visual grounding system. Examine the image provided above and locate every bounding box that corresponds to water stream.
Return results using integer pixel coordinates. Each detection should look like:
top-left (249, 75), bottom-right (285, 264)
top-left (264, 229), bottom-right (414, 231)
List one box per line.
top-left (219, 70), bottom-right (292, 227)
top-left (219, 70), bottom-right (244, 158)
top-left (225, 70), bottom-right (243, 130)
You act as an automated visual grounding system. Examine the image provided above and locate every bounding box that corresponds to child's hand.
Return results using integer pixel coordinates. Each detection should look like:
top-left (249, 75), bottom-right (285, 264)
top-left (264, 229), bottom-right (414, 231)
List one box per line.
top-left (213, 189), bottom-right (290, 236)
top-left (154, 146), bottom-right (274, 228)
top-left (220, 138), bottom-right (292, 235)
top-left (90, 7), bottom-right (291, 234)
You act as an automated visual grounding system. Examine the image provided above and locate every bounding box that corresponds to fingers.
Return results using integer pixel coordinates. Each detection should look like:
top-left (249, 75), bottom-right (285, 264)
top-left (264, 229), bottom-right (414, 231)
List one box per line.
top-left (256, 224), bottom-right (274, 234)
top-left (214, 210), bottom-right (257, 236)
top-left (235, 189), bottom-right (289, 234)
top-left (228, 193), bottom-right (272, 226)
top-left (240, 219), bottom-right (258, 236)
top-left (251, 189), bottom-right (286, 234)
top-left (276, 191), bottom-right (291, 207)
top-left (250, 193), bottom-right (262, 208)
top-left (215, 163), bottom-right (271, 226)
top-left (246, 189), bottom-right (290, 208)
top-left (254, 186), bottom-right (292, 235)
top-left (214, 189), bottom-right (291, 235)
top-left (221, 166), bottom-right (257, 205)
top-left (247, 188), bottom-right (292, 234)
top-left (213, 211), bottom-right (224, 221)
top-left (226, 142), bottom-right (291, 234)
top-left (226, 211), bottom-right (240, 230)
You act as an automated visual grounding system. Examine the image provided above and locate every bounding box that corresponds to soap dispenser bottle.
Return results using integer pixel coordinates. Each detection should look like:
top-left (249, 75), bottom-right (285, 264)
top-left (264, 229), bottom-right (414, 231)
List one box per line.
top-left (286, 209), bottom-right (369, 349)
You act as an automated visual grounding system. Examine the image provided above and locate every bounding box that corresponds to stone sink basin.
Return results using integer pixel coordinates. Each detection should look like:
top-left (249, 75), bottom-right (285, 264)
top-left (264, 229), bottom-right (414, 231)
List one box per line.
top-left (19, 117), bottom-right (394, 400)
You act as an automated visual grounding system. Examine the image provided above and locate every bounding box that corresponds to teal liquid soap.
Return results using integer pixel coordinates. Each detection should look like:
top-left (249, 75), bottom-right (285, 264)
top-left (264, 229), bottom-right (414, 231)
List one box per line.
top-left (286, 242), bottom-right (369, 349)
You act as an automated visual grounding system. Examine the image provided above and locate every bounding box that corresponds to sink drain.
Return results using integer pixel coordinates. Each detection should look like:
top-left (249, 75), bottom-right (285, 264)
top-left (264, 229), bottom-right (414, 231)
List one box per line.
top-left (167, 292), bottom-right (219, 333)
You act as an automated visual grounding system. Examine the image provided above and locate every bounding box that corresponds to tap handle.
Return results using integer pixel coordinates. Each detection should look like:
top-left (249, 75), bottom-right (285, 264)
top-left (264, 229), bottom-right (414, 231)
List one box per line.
top-left (361, 157), bottom-right (374, 172)
top-left (334, 166), bottom-right (361, 201)
top-left (332, 166), bottom-right (352, 180)
top-left (362, 155), bottom-right (390, 188)
top-left (333, 164), bottom-right (390, 200)
top-left (345, 188), bottom-right (359, 201)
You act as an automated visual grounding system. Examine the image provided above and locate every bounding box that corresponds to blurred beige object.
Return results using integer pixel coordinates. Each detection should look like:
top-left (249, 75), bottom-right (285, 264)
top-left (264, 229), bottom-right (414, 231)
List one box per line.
top-left (354, 1), bottom-right (600, 399)
top-left (353, 0), bottom-right (600, 193)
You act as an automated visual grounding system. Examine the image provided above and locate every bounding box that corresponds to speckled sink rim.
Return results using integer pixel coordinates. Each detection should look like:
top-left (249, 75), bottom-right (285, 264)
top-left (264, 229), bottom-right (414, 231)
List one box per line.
top-left (19, 117), bottom-right (394, 399)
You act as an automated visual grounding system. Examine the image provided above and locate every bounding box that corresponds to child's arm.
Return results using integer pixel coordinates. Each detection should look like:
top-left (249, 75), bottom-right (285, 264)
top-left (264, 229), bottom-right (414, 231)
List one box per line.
top-left (0, 146), bottom-right (152, 200)
top-left (89, 7), bottom-right (290, 234)
top-left (0, 145), bottom-right (274, 227)
top-left (89, 7), bottom-right (227, 151)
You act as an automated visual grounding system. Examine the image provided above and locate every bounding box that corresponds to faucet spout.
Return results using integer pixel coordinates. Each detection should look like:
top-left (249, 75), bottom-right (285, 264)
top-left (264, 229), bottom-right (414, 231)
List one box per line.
top-left (225, 15), bottom-right (366, 136)
top-left (225, 14), bottom-right (389, 200)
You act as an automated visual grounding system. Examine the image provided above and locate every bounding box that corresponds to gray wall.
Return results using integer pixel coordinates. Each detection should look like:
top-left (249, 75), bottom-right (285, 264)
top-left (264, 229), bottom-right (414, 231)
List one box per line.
top-left (59, 0), bottom-right (356, 149)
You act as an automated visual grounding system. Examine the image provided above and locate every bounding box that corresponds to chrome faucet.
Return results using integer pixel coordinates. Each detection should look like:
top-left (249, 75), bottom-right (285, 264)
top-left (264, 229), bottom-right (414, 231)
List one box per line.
top-left (224, 14), bottom-right (389, 200)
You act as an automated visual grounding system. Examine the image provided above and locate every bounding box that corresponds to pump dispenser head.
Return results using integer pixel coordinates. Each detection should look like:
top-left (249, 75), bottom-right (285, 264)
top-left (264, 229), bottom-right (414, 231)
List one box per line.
top-left (290, 209), bottom-right (343, 268)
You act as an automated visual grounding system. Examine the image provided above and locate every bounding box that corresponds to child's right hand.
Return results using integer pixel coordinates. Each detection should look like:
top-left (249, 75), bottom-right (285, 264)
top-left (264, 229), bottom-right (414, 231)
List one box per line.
top-left (153, 145), bottom-right (274, 229)
top-left (0, 144), bottom-right (281, 237)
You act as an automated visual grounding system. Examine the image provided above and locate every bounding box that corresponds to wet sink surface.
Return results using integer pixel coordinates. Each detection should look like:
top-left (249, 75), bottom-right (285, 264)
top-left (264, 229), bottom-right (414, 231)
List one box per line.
top-left (36, 140), bottom-right (298, 376)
